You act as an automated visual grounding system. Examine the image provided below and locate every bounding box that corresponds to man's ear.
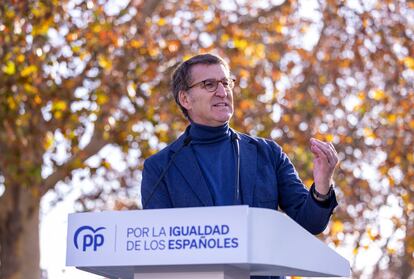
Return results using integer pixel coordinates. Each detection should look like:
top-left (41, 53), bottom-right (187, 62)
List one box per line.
top-left (178, 90), bottom-right (192, 110)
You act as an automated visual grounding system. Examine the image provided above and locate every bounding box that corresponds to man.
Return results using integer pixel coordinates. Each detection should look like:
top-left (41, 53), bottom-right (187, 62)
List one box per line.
top-left (141, 54), bottom-right (339, 279)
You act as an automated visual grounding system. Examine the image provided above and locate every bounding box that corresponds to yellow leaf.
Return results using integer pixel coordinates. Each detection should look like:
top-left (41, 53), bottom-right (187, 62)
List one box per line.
top-left (31, 2), bottom-right (46, 18)
top-left (52, 100), bottom-right (67, 111)
top-left (325, 134), bottom-right (334, 142)
top-left (5, 8), bottom-right (15, 20)
top-left (103, 131), bottom-right (110, 140)
top-left (2, 61), bottom-right (16, 75)
top-left (24, 84), bottom-right (39, 94)
top-left (157, 18), bottom-right (166, 26)
top-left (282, 115), bottom-right (290, 122)
top-left (403, 56), bottom-right (414, 70)
top-left (401, 192), bottom-right (409, 205)
top-left (54, 111), bottom-right (63, 119)
top-left (79, 51), bottom-right (88, 61)
top-left (394, 156), bottom-right (401, 164)
top-left (102, 161), bottom-right (112, 169)
top-left (7, 97), bottom-right (17, 110)
top-left (148, 48), bottom-right (159, 57)
top-left (43, 132), bottom-right (54, 149)
top-left (98, 55), bottom-right (112, 70)
top-left (96, 93), bottom-right (108, 105)
top-left (344, 136), bottom-right (353, 143)
top-left (32, 19), bottom-right (52, 36)
top-left (255, 43), bottom-right (266, 59)
top-left (304, 178), bottom-right (313, 187)
top-left (92, 24), bottom-right (102, 33)
top-left (239, 69), bottom-right (250, 78)
top-left (21, 65), bottom-right (38, 77)
top-left (269, 51), bottom-right (280, 61)
top-left (339, 59), bottom-right (351, 68)
top-left (67, 32), bottom-right (78, 41)
top-left (183, 54), bottom-right (194, 61)
top-left (234, 39), bottom-right (248, 50)
top-left (408, 153), bottom-right (414, 162)
top-left (273, 22), bottom-right (283, 33)
top-left (371, 89), bottom-right (386, 101)
top-left (17, 54), bottom-right (25, 63)
top-left (363, 128), bottom-right (375, 139)
top-left (34, 95), bottom-right (42, 105)
top-left (387, 114), bottom-right (397, 124)
top-left (130, 39), bottom-right (144, 48)
top-left (358, 91), bottom-right (366, 100)
top-left (331, 221), bottom-right (344, 234)
top-left (72, 46), bottom-right (81, 53)
top-left (240, 100), bottom-right (253, 110)
top-left (221, 34), bottom-right (230, 42)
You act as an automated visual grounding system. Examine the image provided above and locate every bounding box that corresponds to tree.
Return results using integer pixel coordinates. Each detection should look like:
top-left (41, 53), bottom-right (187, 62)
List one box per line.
top-left (0, 0), bottom-right (413, 278)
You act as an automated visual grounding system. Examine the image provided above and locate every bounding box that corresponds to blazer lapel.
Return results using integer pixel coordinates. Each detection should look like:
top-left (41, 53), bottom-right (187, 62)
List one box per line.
top-left (172, 144), bottom-right (214, 206)
top-left (239, 137), bottom-right (257, 206)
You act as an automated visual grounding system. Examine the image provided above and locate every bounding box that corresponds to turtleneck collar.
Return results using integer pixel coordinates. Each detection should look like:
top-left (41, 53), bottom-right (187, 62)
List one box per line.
top-left (189, 122), bottom-right (231, 144)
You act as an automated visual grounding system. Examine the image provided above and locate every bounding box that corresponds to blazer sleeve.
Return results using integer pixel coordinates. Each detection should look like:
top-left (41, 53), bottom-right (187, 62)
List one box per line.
top-left (141, 156), bottom-right (173, 209)
top-left (272, 142), bottom-right (338, 235)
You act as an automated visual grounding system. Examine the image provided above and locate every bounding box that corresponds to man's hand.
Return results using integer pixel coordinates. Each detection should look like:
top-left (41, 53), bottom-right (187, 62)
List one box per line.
top-left (310, 138), bottom-right (339, 194)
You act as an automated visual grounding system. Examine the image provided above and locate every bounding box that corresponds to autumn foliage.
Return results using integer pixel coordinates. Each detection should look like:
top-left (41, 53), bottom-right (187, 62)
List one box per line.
top-left (0, 0), bottom-right (413, 278)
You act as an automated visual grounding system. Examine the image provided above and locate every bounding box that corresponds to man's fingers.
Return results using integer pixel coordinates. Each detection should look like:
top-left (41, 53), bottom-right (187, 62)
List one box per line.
top-left (311, 144), bottom-right (331, 164)
top-left (312, 138), bottom-right (338, 156)
top-left (328, 142), bottom-right (338, 156)
top-left (311, 139), bottom-right (332, 157)
top-left (310, 138), bottom-right (338, 167)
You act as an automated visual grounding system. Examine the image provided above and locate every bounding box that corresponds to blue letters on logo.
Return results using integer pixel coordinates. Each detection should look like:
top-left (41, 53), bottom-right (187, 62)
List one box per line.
top-left (74, 226), bottom-right (106, 251)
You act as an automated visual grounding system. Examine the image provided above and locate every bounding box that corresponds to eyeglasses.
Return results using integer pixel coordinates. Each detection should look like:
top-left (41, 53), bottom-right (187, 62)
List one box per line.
top-left (187, 78), bottom-right (236, 92)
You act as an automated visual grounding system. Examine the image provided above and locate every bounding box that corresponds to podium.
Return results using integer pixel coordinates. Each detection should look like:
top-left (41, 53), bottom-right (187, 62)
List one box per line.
top-left (66, 206), bottom-right (350, 278)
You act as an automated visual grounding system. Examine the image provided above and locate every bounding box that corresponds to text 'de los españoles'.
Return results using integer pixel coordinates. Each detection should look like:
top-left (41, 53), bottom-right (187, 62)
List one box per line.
top-left (125, 224), bottom-right (239, 251)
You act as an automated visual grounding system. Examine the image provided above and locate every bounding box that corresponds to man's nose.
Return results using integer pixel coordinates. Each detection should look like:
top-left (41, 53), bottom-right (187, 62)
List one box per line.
top-left (214, 82), bottom-right (228, 97)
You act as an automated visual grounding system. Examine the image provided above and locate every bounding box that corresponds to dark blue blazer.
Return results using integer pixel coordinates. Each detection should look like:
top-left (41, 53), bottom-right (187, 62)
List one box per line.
top-left (141, 128), bottom-right (337, 235)
top-left (141, 129), bottom-right (338, 279)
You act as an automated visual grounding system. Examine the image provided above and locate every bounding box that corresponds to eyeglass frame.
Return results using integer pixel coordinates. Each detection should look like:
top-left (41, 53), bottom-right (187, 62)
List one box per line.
top-left (186, 78), bottom-right (236, 92)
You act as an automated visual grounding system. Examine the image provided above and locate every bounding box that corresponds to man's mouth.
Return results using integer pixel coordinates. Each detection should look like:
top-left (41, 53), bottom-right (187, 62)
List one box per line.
top-left (213, 103), bottom-right (228, 107)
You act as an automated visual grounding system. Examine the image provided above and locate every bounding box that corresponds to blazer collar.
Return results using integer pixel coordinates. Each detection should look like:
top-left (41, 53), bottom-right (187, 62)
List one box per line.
top-left (237, 134), bottom-right (257, 206)
top-left (171, 130), bottom-right (214, 206)
top-left (170, 128), bottom-right (258, 207)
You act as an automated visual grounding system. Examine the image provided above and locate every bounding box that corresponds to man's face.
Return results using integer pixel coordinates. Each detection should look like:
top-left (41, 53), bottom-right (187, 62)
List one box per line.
top-left (179, 63), bottom-right (234, 127)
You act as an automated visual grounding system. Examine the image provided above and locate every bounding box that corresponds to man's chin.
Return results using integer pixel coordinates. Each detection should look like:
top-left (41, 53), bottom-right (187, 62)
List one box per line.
top-left (214, 116), bottom-right (232, 125)
top-left (216, 113), bottom-right (233, 123)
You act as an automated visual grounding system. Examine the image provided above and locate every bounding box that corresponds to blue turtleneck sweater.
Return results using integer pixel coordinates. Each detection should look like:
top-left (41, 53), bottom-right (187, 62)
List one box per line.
top-left (189, 122), bottom-right (239, 206)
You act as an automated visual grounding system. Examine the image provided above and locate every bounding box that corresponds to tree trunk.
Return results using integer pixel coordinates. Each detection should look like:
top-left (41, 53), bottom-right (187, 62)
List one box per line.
top-left (398, 210), bottom-right (414, 279)
top-left (0, 186), bottom-right (40, 279)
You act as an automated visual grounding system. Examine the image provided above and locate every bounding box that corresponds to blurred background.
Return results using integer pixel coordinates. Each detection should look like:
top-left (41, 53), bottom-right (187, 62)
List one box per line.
top-left (0, 0), bottom-right (413, 278)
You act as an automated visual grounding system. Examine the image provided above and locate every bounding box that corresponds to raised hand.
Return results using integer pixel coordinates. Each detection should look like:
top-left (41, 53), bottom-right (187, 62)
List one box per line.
top-left (310, 138), bottom-right (339, 194)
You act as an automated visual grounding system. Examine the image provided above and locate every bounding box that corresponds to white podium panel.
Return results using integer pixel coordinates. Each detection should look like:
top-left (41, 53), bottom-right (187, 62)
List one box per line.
top-left (66, 206), bottom-right (350, 278)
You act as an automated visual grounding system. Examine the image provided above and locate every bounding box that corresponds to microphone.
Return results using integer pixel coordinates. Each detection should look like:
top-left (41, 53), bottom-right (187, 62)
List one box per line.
top-left (142, 135), bottom-right (192, 209)
top-left (231, 132), bottom-right (241, 203)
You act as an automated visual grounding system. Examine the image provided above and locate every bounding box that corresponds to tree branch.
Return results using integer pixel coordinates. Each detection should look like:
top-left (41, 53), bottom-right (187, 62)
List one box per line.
top-left (40, 122), bottom-right (107, 196)
top-left (135, 0), bottom-right (162, 25)
top-left (237, 1), bottom-right (291, 27)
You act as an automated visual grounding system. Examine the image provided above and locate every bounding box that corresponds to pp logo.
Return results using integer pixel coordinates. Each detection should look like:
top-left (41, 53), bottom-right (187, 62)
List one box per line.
top-left (74, 226), bottom-right (106, 251)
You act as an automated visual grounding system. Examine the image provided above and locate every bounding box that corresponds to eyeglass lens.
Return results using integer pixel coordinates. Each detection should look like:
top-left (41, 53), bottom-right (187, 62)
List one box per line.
top-left (204, 79), bottom-right (234, 92)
